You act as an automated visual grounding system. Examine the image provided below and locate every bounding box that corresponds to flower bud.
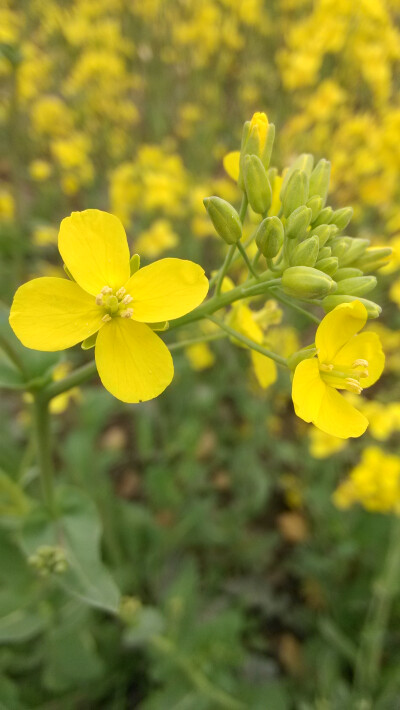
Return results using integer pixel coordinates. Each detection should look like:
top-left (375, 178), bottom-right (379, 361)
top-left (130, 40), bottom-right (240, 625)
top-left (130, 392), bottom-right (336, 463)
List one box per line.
top-left (318, 246), bottom-right (331, 260)
top-left (322, 295), bottom-right (381, 318)
top-left (311, 206), bottom-right (333, 227)
top-left (291, 153), bottom-right (314, 176)
top-left (285, 205), bottom-right (312, 240)
top-left (357, 246), bottom-right (392, 272)
top-left (334, 267), bottom-right (363, 281)
top-left (309, 159), bottom-right (331, 206)
top-left (290, 235), bottom-right (319, 267)
top-left (282, 266), bottom-right (335, 299)
top-left (281, 170), bottom-right (309, 217)
top-left (240, 112), bottom-right (275, 186)
top-left (335, 275), bottom-right (377, 297)
top-left (203, 196), bottom-right (242, 244)
top-left (330, 237), bottom-right (352, 259)
top-left (330, 207), bottom-right (353, 231)
top-left (130, 253), bottom-right (140, 275)
top-left (243, 155), bottom-right (272, 214)
top-left (309, 224), bottom-right (335, 248)
top-left (338, 238), bottom-right (370, 267)
top-left (255, 216), bottom-right (284, 258)
top-left (314, 256), bottom-right (339, 276)
top-left (306, 195), bottom-right (323, 222)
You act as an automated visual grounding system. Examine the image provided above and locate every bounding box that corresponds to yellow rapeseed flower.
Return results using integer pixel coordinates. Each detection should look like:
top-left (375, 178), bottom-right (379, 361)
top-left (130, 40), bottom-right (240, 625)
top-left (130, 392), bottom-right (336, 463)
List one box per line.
top-left (292, 301), bottom-right (384, 438)
top-left (333, 447), bottom-right (400, 514)
top-left (9, 209), bottom-right (209, 403)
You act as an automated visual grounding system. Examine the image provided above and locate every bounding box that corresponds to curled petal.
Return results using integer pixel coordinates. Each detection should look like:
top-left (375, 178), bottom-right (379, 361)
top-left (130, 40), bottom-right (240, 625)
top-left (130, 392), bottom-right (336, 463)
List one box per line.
top-left (316, 301), bottom-right (367, 363)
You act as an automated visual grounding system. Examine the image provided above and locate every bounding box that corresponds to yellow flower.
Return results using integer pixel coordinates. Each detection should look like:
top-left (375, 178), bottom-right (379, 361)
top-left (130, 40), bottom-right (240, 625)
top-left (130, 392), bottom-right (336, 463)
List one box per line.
top-left (308, 428), bottom-right (347, 459)
top-left (9, 210), bottom-right (209, 403)
top-left (292, 301), bottom-right (384, 438)
top-left (228, 303), bottom-right (278, 389)
top-left (185, 342), bottom-right (215, 371)
top-left (333, 447), bottom-right (400, 514)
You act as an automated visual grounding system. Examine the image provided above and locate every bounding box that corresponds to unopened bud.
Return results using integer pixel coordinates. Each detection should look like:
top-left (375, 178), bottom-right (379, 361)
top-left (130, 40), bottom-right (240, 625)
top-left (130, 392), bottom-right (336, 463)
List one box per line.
top-left (285, 205), bottom-right (312, 240)
top-left (309, 224), bottom-right (336, 248)
top-left (282, 266), bottom-right (335, 299)
top-left (130, 254), bottom-right (140, 275)
top-left (314, 256), bottom-right (339, 276)
top-left (243, 155), bottom-right (272, 214)
top-left (239, 112), bottom-right (275, 186)
top-left (290, 236), bottom-right (319, 267)
top-left (322, 295), bottom-right (381, 319)
top-left (335, 275), bottom-right (377, 297)
top-left (338, 238), bottom-right (370, 267)
top-left (306, 195), bottom-right (323, 222)
top-left (291, 153), bottom-right (314, 176)
top-left (312, 206), bottom-right (333, 227)
top-left (357, 247), bottom-right (392, 272)
top-left (330, 207), bottom-right (353, 231)
top-left (334, 267), bottom-right (363, 281)
top-left (330, 237), bottom-right (352, 260)
top-left (203, 197), bottom-right (242, 244)
top-left (318, 246), bottom-right (332, 260)
top-left (255, 216), bottom-right (284, 258)
top-left (309, 159), bottom-right (331, 206)
top-left (281, 170), bottom-right (309, 218)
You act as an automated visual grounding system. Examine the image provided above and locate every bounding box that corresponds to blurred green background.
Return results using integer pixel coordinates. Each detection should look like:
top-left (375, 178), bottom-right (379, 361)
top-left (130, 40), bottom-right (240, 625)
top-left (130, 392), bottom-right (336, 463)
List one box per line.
top-left (1, 1), bottom-right (400, 708)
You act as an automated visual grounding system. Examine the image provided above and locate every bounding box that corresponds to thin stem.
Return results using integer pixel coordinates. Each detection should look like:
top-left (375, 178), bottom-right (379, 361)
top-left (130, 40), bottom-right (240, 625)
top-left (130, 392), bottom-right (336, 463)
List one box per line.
top-left (33, 393), bottom-right (55, 514)
top-left (269, 288), bottom-right (322, 324)
top-left (237, 241), bottom-right (259, 279)
top-left (43, 361), bottom-right (98, 402)
top-left (207, 315), bottom-right (288, 368)
top-left (353, 515), bottom-right (400, 706)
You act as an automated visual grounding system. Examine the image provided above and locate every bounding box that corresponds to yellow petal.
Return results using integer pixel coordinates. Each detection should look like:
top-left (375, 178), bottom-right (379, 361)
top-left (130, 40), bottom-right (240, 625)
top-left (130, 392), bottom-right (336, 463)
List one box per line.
top-left (95, 318), bottom-right (173, 403)
top-left (125, 258), bottom-right (208, 323)
top-left (251, 350), bottom-right (277, 389)
top-left (292, 358), bottom-right (326, 423)
top-left (223, 151), bottom-right (240, 182)
top-left (9, 277), bottom-right (103, 351)
top-left (313, 387), bottom-right (368, 439)
top-left (229, 305), bottom-right (263, 347)
top-left (316, 301), bottom-right (368, 363)
top-left (333, 332), bottom-right (385, 388)
top-left (58, 210), bottom-right (130, 296)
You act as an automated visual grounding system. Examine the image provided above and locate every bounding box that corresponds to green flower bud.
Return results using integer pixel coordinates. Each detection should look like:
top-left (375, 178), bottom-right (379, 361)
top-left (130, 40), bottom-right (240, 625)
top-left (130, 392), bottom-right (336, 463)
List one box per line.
top-left (357, 246), bottom-right (392, 272)
top-left (314, 256), bottom-right (339, 276)
top-left (291, 153), bottom-right (314, 176)
top-left (282, 266), bottom-right (335, 299)
top-left (322, 295), bottom-right (381, 319)
top-left (335, 275), bottom-right (377, 297)
top-left (239, 113), bottom-right (275, 187)
top-left (285, 205), bottom-right (312, 240)
top-left (290, 235), bottom-right (319, 267)
top-left (338, 238), bottom-right (370, 267)
top-left (330, 236), bottom-right (352, 259)
top-left (330, 206), bottom-right (353, 231)
top-left (306, 195), bottom-right (323, 222)
top-left (309, 159), bottom-right (331, 206)
top-left (281, 170), bottom-right (309, 218)
top-left (309, 224), bottom-right (335, 248)
top-left (318, 246), bottom-right (332, 260)
top-left (311, 206), bottom-right (333, 227)
top-left (334, 267), bottom-right (363, 281)
top-left (243, 155), bottom-right (272, 214)
top-left (255, 216), bottom-right (284, 258)
top-left (130, 253), bottom-right (140, 275)
top-left (203, 196), bottom-right (242, 244)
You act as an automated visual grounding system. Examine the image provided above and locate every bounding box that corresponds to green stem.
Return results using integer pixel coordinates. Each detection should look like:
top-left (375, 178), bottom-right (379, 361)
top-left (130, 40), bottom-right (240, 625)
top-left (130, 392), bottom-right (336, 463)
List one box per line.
top-left (33, 393), bottom-right (55, 514)
top-left (237, 241), bottom-right (259, 279)
top-left (353, 515), bottom-right (400, 707)
top-left (269, 288), bottom-right (322, 324)
top-left (207, 315), bottom-right (288, 368)
top-left (43, 361), bottom-right (98, 402)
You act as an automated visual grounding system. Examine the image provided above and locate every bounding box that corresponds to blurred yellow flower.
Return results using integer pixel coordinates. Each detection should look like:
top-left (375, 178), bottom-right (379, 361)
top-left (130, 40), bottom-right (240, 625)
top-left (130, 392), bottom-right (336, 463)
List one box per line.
top-left (333, 447), bottom-right (400, 514)
top-left (135, 220), bottom-right (178, 258)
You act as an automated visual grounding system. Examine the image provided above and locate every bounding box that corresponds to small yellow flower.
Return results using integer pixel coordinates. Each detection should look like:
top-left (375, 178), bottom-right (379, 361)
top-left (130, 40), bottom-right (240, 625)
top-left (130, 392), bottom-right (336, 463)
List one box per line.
top-left (292, 301), bottom-right (385, 439)
top-left (9, 210), bottom-right (209, 403)
top-left (333, 447), bottom-right (400, 514)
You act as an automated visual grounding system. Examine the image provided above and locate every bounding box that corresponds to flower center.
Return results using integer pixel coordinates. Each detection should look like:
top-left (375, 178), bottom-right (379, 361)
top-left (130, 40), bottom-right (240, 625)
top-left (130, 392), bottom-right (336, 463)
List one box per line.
top-left (96, 286), bottom-right (133, 322)
top-left (319, 358), bottom-right (369, 394)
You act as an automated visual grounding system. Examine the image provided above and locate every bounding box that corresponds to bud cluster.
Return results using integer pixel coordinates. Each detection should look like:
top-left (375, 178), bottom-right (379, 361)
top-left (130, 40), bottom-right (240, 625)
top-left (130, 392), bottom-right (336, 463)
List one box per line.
top-left (28, 545), bottom-right (68, 577)
top-left (203, 112), bottom-right (391, 318)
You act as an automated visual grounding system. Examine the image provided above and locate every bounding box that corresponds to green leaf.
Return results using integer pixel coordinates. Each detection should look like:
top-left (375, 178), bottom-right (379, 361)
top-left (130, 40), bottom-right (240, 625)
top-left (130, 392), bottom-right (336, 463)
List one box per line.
top-left (19, 485), bottom-right (121, 613)
top-left (123, 607), bottom-right (165, 648)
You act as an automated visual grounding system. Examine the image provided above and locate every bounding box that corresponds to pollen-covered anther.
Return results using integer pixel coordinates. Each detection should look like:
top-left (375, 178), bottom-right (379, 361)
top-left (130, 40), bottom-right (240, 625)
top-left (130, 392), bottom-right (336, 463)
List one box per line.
top-left (120, 308), bottom-right (133, 318)
top-left (102, 314), bottom-right (112, 323)
top-left (121, 294), bottom-right (133, 305)
top-left (116, 287), bottom-right (126, 299)
top-left (352, 359), bottom-right (369, 378)
top-left (320, 363), bottom-right (334, 372)
top-left (101, 286), bottom-right (113, 295)
top-left (345, 377), bottom-right (363, 394)
top-left (95, 294), bottom-right (104, 305)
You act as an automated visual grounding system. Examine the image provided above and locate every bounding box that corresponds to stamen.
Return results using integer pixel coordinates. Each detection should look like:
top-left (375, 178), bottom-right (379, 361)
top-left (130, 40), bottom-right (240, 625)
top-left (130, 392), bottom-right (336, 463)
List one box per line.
top-left (101, 286), bottom-right (113, 295)
top-left (120, 308), bottom-right (133, 318)
top-left (345, 377), bottom-right (363, 394)
top-left (102, 314), bottom-right (112, 323)
top-left (121, 294), bottom-right (133, 305)
top-left (353, 359), bottom-right (368, 368)
top-left (116, 287), bottom-right (126, 299)
top-left (95, 294), bottom-right (103, 305)
top-left (320, 363), bottom-right (334, 372)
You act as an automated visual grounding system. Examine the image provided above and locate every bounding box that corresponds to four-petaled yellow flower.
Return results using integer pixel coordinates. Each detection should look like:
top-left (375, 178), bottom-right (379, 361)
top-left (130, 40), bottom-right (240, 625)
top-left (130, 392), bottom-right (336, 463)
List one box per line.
top-left (292, 301), bottom-right (384, 439)
top-left (9, 210), bottom-right (209, 403)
